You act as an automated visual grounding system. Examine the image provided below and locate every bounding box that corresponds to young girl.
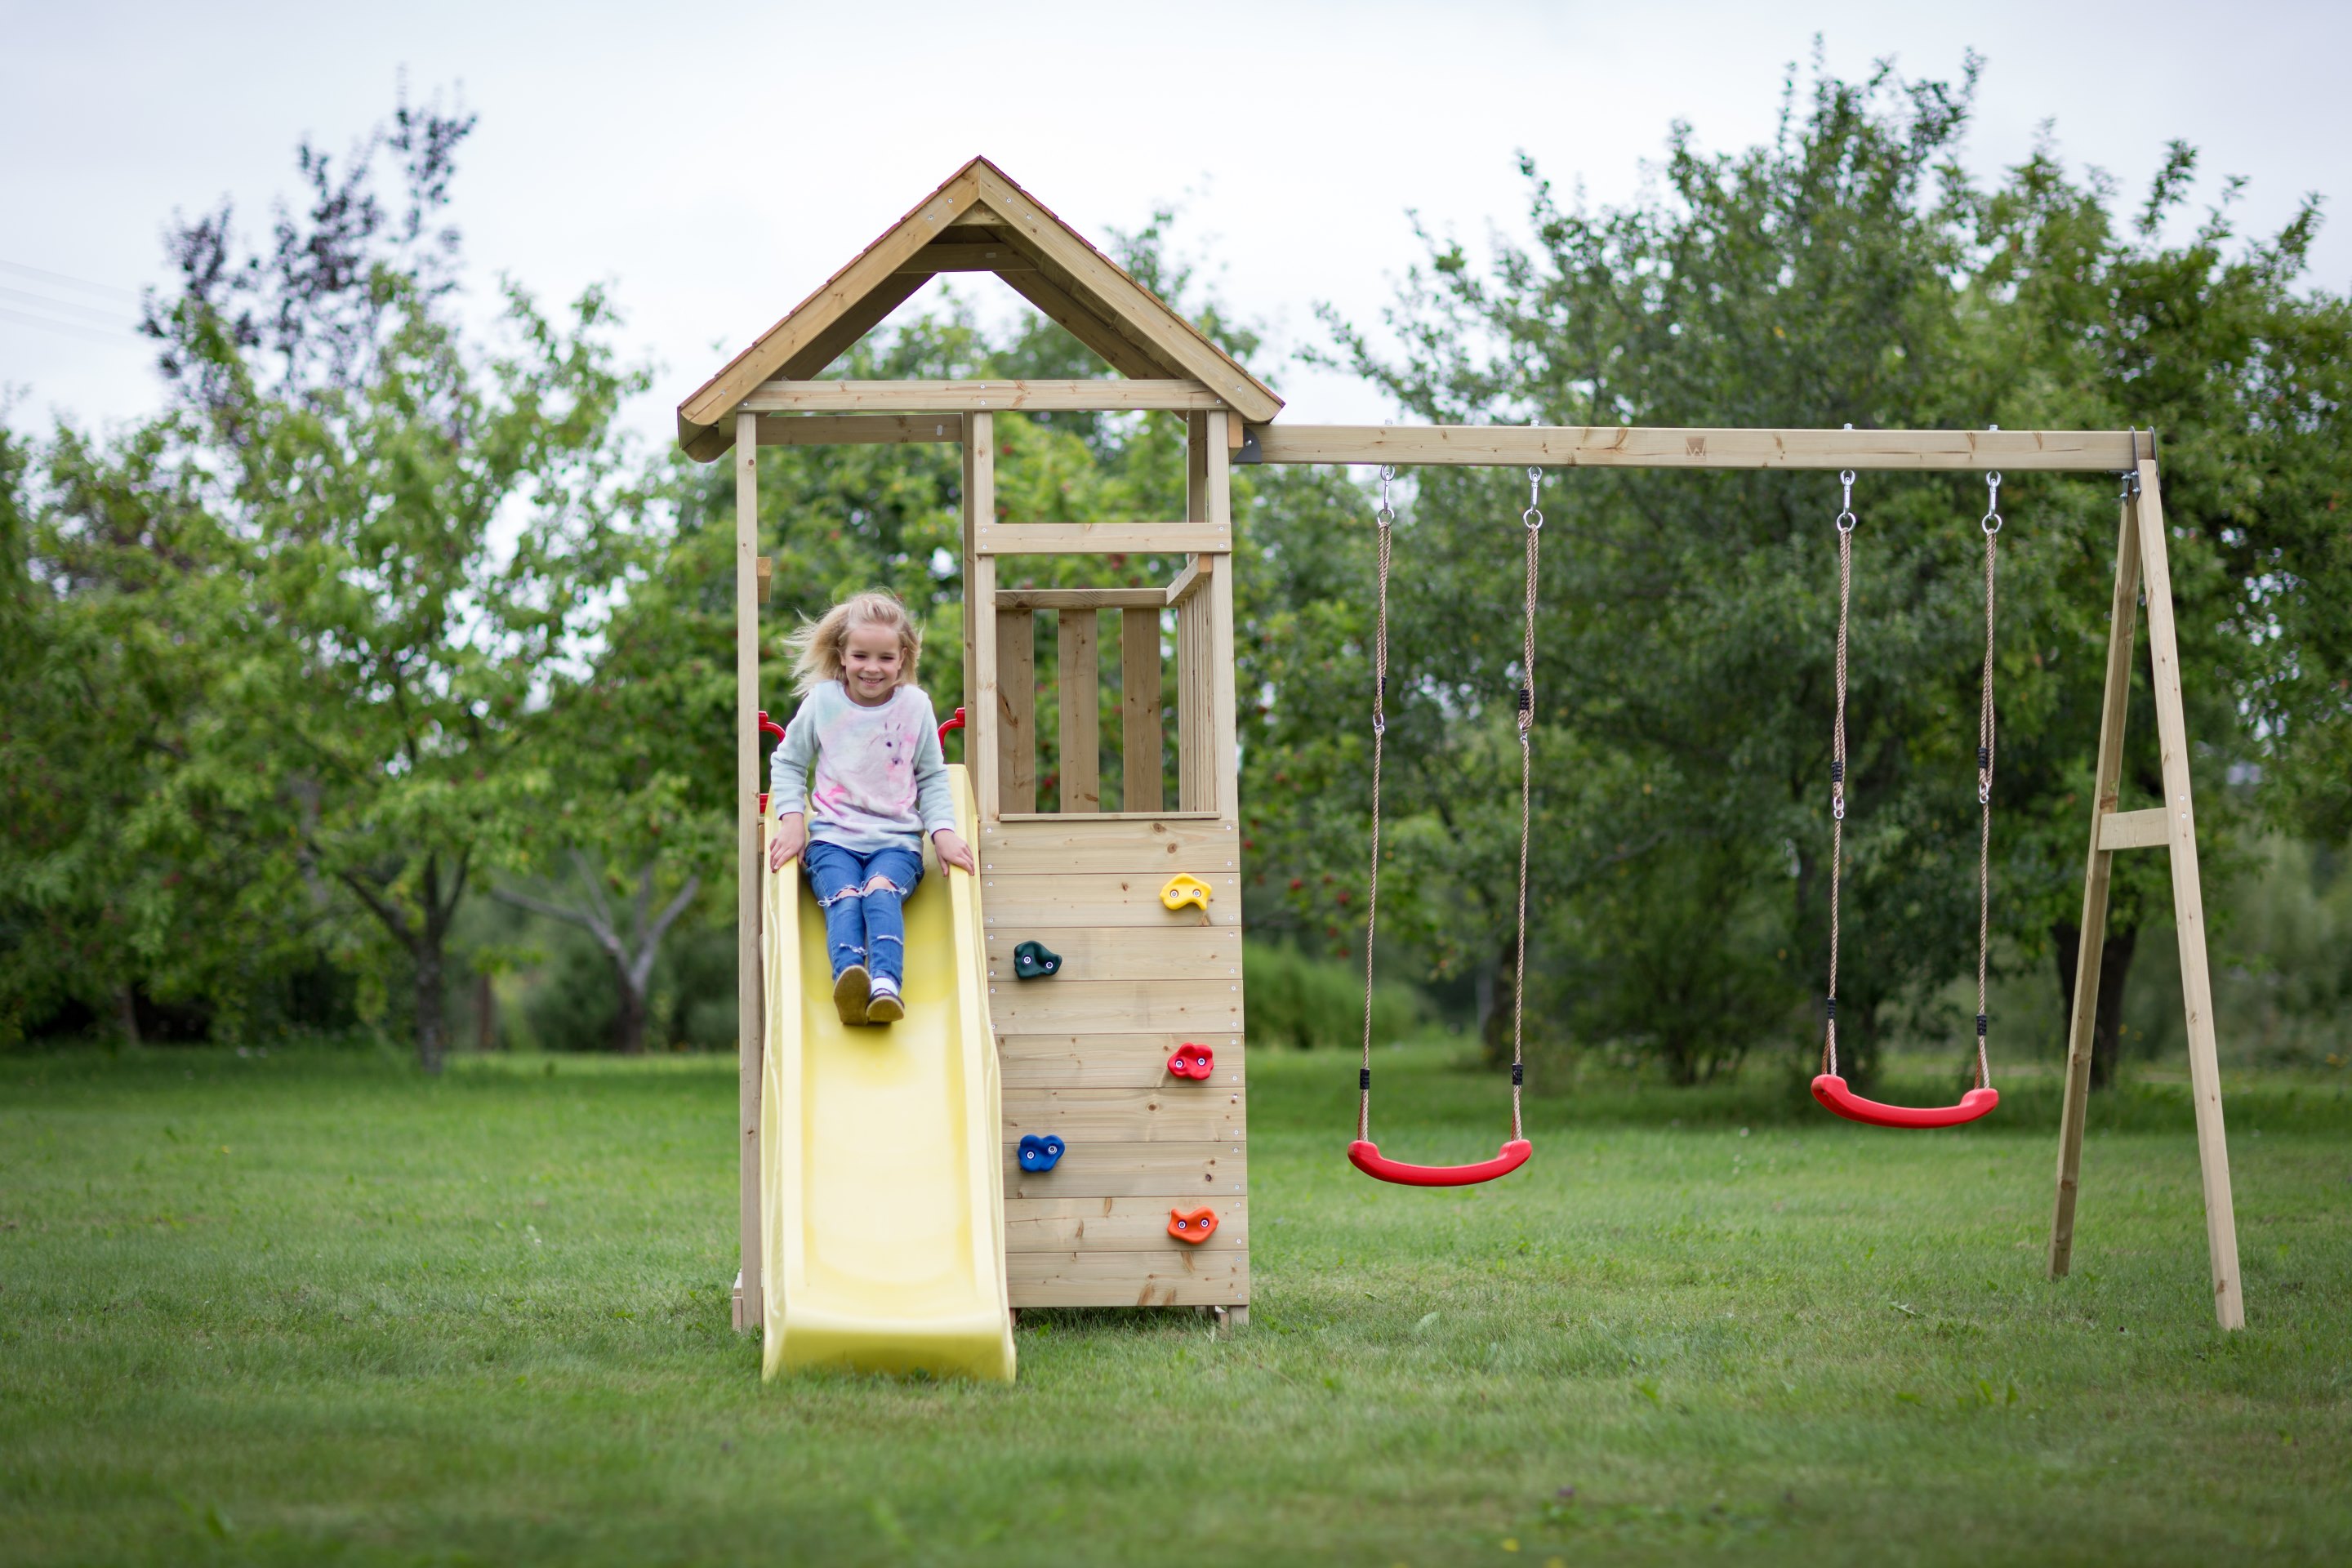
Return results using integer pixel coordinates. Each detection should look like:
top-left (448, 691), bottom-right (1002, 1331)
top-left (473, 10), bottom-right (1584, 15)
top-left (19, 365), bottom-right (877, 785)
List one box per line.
top-left (768, 590), bottom-right (976, 1025)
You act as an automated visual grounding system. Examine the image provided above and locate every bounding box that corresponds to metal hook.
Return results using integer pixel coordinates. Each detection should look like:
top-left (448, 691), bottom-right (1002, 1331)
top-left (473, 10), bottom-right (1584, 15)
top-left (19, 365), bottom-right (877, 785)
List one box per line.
top-left (1523, 466), bottom-right (1544, 531)
top-left (1983, 470), bottom-right (2003, 536)
top-left (1836, 469), bottom-right (1857, 533)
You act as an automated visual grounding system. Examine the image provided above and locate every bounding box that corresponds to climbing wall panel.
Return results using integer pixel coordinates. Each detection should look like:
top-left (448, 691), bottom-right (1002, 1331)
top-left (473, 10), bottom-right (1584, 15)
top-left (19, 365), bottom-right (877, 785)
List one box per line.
top-left (981, 814), bottom-right (1249, 1308)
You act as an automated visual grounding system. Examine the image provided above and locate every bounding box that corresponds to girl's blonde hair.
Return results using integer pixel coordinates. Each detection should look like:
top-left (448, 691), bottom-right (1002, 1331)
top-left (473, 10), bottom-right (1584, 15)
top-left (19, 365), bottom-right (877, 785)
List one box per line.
top-left (787, 590), bottom-right (923, 698)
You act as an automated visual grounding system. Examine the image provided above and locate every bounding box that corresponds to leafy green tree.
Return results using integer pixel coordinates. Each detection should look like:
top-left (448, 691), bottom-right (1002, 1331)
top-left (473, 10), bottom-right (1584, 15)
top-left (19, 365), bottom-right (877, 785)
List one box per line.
top-left (133, 97), bottom-right (652, 1071)
top-left (1258, 55), bottom-right (2350, 1088)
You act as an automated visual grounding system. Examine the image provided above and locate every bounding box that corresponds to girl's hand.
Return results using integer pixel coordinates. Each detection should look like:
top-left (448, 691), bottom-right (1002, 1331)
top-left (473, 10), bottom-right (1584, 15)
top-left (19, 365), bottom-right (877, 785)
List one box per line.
top-left (768, 814), bottom-right (806, 871)
top-left (933, 828), bottom-right (977, 874)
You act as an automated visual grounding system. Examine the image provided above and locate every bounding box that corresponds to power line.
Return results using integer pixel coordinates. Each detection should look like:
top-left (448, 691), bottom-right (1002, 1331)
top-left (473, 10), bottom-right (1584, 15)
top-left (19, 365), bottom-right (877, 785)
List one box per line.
top-left (0, 305), bottom-right (149, 347)
top-left (0, 283), bottom-right (131, 327)
top-left (0, 258), bottom-right (141, 301)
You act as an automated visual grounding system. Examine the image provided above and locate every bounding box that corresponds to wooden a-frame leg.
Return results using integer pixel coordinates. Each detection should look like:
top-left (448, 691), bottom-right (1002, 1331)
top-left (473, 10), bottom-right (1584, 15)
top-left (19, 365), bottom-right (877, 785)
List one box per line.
top-left (2132, 459), bottom-right (2243, 1329)
top-left (2048, 459), bottom-right (2244, 1329)
top-left (2048, 497), bottom-right (2140, 1279)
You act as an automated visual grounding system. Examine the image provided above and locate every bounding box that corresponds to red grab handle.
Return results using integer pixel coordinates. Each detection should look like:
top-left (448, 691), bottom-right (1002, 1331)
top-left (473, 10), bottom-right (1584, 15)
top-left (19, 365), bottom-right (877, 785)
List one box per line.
top-left (1348, 1138), bottom-right (1531, 1187)
top-left (1811, 1076), bottom-right (1998, 1129)
top-left (938, 706), bottom-right (966, 749)
top-left (756, 710), bottom-right (787, 816)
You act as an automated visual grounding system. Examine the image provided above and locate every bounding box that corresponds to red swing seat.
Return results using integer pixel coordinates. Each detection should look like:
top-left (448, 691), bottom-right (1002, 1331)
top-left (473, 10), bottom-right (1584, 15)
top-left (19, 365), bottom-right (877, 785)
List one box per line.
top-left (1810, 1076), bottom-right (1998, 1129)
top-left (1348, 1138), bottom-right (1532, 1188)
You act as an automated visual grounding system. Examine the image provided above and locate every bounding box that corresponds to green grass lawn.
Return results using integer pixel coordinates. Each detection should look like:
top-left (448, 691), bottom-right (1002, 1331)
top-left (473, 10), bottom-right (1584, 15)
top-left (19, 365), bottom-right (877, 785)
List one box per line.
top-left (3, 1042), bottom-right (2347, 1566)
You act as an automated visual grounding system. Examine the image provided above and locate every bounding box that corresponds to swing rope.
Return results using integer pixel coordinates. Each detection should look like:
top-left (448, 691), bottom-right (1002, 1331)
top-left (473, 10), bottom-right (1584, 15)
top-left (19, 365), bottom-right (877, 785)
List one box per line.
top-left (1816, 468), bottom-right (2003, 1129)
top-left (1352, 466), bottom-right (1539, 1185)
top-left (1356, 468), bottom-right (1395, 1144)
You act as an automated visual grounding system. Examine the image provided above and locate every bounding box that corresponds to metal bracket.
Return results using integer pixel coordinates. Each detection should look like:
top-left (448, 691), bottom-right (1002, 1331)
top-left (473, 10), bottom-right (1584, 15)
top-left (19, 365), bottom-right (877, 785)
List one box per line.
top-left (1232, 425), bottom-right (1263, 465)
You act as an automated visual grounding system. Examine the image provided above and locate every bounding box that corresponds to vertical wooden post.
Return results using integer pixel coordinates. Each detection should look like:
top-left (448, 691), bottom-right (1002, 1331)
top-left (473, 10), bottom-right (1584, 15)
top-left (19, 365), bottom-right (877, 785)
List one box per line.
top-left (2132, 458), bottom-right (2244, 1329)
top-left (1120, 608), bottom-right (1163, 811)
top-left (1177, 412), bottom-right (1216, 810)
top-left (2048, 493), bottom-right (2141, 1280)
top-left (1204, 411), bottom-right (1240, 822)
top-left (967, 412), bottom-right (999, 821)
top-left (1058, 610), bottom-right (1100, 811)
top-left (998, 611), bottom-right (1036, 812)
top-left (961, 413), bottom-right (980, 768)
top-left (734, 411), bottom-right (763, 1332)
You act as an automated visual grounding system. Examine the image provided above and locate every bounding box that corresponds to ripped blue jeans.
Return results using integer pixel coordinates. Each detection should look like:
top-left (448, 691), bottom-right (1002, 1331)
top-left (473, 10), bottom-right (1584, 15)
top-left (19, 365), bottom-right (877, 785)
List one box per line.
top-left (803, 840), bottom-right (925, 988)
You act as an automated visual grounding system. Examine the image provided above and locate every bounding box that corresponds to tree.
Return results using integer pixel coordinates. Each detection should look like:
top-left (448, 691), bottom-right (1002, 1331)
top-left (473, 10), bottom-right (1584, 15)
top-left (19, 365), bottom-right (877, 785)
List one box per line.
top-left (136, 94), bottom-right (651, 1071)
top-left (1264, 53), bottom-right (2350, 1087)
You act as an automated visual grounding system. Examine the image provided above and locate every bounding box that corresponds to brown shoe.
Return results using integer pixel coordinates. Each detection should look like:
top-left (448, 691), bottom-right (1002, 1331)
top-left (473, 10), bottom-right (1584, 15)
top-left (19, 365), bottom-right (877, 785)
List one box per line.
top-left (832, 964), bottom-right (871, 1026)
top-left (864, 981), bottom-right (905, 1024)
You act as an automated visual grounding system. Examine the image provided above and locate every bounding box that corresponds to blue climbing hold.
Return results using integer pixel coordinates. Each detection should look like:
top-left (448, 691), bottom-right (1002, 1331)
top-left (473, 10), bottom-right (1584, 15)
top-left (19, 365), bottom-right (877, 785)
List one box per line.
top-left (1018, 1134), bottom-right (1067, 1173)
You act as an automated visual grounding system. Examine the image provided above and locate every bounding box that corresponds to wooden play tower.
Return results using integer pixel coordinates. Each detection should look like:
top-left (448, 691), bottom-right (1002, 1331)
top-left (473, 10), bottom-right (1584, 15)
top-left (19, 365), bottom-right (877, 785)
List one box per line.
top-left (682, 158), bottom-right (1274, 1327)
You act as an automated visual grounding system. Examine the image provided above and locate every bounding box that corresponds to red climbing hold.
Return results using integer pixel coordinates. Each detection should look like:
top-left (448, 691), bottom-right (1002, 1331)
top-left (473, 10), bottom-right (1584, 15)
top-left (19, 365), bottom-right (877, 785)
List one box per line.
top-left (1167, 1206), bottom-right (1218, 1244)
top-left (1167, 1044), bottom-right (1214, 1080)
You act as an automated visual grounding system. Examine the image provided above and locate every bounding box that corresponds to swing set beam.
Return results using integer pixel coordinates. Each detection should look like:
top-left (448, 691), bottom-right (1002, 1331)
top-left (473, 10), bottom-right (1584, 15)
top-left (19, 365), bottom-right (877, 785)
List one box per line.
top-left (1241, 423), bottom-right (2142, 472)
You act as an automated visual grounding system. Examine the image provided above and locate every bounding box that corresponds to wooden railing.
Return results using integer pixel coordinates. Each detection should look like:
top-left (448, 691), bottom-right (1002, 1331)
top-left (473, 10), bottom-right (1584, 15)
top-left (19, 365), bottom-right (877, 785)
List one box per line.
top-left (990, 559), bottom-right (1216, 817)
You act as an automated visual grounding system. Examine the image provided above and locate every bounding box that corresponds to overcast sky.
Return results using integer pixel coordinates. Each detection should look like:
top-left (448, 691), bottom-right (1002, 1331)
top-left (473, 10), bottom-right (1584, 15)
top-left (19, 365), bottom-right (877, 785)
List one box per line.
top-left (6, 1), bottom-right (2347, 454)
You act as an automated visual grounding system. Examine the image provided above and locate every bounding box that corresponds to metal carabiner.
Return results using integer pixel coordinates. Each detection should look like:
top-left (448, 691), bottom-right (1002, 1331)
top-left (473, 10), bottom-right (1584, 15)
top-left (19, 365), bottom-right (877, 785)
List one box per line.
top-left (1836, 469), bottom-right (1857, 533)
top-left (1982, 470), bottom-right (2003, 536)
top-left (1522, 465), bottom-right (1544, 531)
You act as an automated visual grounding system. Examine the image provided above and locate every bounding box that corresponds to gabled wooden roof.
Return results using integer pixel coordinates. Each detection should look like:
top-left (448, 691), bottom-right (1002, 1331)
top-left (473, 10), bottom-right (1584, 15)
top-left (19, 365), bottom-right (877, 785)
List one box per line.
top-left (675, 157), bottom-right (1283, 461)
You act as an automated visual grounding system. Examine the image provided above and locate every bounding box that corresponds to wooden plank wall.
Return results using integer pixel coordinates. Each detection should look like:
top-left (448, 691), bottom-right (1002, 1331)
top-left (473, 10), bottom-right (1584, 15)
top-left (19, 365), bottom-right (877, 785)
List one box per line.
top-left (982, 815), bottom-right (1248, 1307)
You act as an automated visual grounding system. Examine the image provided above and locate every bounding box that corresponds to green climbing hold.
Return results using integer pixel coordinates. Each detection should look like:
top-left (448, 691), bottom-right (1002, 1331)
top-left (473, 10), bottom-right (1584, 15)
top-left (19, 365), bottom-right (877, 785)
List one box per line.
top-left (1013, 940), bottom-right (1062, 980)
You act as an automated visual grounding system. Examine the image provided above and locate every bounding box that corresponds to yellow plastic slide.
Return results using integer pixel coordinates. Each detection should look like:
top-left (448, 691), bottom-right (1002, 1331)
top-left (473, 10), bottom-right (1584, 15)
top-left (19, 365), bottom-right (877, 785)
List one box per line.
top-left (758, 764), bottom-right (1016, 1382)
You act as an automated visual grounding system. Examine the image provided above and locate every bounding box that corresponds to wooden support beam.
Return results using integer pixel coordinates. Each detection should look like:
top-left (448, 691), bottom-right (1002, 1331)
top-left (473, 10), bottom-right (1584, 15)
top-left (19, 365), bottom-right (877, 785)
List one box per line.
top-left (1121, 608), bottom-right (1163, 813)
top-left (2132, 459), bottom-right (2243, 1330)
top-left (733, 412), bottom-right (763, 1333)
top-left (2050, 496), bottom-right (2141, 1286)
top-left (998, 608), bottom-right (1036, 814)
top-left (2095, 807), bottom-right (2171, 851)
top-left (976, 522), bottom-right (1230, 557)
top-left (1246, 424), bottom-right (2145, 472)
top-left (1205, 412), bottom-right (1241, 821)
top-left (966, 412), bottom-right (997, 819)
top-left (1177, 415), bottom-right (1216, 813)
top-left (756, 413), bottom-right (963, 447)
top-left (996, 587), bottom-right (1169, 610)
top-left (1058, 610), bottom-right (1100, 813)
top-left (741, 379), bottom-right (1225, 414)
top-left (895, 243), bottom-right (1037, 274)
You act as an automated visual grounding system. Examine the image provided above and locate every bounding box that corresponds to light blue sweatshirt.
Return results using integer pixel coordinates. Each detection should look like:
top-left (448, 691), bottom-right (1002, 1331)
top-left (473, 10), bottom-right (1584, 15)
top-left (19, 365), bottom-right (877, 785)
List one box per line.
top-left (769, 682), bottom-right (956, 852)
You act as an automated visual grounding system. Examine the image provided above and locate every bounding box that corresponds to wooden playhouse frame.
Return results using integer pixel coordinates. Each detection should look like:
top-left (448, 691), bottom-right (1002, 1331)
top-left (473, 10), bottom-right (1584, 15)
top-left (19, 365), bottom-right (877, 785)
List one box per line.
top-left (681, 158), bottom-right (2244, 1335)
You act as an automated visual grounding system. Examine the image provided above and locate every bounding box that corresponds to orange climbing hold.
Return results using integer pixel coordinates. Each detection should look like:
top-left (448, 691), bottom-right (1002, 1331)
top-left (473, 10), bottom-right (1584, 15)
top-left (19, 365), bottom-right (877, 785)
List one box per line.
top-left (1167, 1206), bottom-right (1218, 1245)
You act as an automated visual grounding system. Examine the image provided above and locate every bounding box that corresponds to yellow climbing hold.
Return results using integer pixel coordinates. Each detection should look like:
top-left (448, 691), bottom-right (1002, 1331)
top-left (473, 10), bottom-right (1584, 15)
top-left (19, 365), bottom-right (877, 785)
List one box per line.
top-left (1160, 873), bottom-right (1212, 911)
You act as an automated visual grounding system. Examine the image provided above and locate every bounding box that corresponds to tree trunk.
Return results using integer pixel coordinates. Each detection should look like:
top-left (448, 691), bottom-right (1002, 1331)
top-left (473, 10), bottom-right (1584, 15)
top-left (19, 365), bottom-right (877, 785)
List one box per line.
top-left (610, 951), bottom-right (648, 1056)
top-left (1481, 933), bottom-right (1519, 1067)
top-left (116, 983), bottom-right (141, 1046)
top-left (475, 971), bottom-right (498, 1052)
top-left (414, 937), bottom-right (447, 1075)
top-left (2052, 920), bottom-right (2140, 1090)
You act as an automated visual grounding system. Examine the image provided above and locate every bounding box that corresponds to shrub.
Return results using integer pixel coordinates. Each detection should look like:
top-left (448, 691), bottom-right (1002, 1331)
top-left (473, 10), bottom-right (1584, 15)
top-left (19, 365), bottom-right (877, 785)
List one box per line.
top-left (1245, 938), bottom-right (1428, 1050)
